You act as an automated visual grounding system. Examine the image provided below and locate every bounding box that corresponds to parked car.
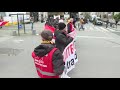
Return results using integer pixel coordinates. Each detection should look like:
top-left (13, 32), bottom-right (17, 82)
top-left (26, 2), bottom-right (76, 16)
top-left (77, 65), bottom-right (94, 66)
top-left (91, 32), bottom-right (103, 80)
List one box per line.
top-left (95, 17), bottom-right (103, 25)
top-left (20, 15), bottom-right (30, 24)
top-left (24, 15), bottom-right (31, 24)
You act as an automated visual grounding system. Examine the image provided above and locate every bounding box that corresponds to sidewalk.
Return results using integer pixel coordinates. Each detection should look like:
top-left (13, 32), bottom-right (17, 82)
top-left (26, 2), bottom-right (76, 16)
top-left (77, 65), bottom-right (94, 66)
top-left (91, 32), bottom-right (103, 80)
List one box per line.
top-left (0, 22), bottom-right (45, 78)
top-left (0, 21), bottom-right (45, 36)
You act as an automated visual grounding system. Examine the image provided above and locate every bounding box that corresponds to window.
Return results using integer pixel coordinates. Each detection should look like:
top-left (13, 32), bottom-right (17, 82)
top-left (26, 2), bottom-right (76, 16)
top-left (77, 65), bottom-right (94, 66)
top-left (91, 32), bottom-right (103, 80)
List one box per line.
top-left (0, 12), bottom-right (6, 17)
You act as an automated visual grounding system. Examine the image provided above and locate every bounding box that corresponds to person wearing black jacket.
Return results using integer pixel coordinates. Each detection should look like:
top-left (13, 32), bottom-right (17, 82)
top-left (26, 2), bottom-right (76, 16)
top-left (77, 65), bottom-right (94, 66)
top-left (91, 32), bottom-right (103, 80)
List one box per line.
top-left (54, 22), bottom-right (73, 53)
top-left (32, 30), bottom-right (64, 77)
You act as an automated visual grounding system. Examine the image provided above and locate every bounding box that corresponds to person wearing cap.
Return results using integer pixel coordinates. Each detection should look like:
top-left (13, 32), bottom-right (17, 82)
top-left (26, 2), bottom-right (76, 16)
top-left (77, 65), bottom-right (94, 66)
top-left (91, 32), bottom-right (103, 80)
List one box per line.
top-left (32, 30), bottom-right (64, 78)
top-left (54, 22), bottom-right (73, 53)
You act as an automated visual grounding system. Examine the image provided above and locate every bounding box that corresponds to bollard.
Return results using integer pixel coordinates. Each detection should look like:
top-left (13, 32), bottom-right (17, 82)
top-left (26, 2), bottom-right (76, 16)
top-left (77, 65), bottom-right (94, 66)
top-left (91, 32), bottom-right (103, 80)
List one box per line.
top-left (32, 30), bottom-right (36, 35)
top-left (12, 30), bottom-right (17, 36)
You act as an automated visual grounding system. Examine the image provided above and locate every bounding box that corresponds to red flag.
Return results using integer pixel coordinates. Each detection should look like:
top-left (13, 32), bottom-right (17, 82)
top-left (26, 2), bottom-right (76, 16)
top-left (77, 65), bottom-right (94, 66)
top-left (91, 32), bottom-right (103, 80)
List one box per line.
top-left (0, 21), bottom-right (9, 26)
top-left (44, 25), bottom-right (55, 33)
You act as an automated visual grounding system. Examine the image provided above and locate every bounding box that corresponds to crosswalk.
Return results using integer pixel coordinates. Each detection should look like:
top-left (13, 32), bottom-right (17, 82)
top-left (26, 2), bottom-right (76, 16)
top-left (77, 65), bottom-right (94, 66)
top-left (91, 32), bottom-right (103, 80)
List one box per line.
top-left (77, 23), bottom-right (120, 33)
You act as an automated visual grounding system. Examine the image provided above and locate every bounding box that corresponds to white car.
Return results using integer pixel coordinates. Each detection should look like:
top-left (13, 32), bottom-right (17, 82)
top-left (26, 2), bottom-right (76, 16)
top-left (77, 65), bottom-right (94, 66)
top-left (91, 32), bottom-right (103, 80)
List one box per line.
top-left (24, 19), bottom-right (30, 24)
top-left (95, 17), bottom-right (103, 25)
top-left (24, 15), bottom-right (31, 24)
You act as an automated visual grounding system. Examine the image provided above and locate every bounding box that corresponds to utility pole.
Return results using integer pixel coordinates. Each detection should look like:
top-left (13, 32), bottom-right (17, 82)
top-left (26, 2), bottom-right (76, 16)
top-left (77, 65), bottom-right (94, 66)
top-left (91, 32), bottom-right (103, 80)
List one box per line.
top-left (9, 13), bottom-right (26, 36)
top-left (23, 15), bottom-right (26, 34)
top-left (17, 14), bottom-right (20, 36)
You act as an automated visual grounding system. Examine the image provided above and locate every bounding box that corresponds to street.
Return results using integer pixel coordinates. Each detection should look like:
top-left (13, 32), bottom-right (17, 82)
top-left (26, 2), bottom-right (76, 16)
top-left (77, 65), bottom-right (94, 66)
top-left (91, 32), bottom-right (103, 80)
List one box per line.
top-left (1, 22), bottom-right (120, 78)
top-left (68, 22), bottom-right (120, 78)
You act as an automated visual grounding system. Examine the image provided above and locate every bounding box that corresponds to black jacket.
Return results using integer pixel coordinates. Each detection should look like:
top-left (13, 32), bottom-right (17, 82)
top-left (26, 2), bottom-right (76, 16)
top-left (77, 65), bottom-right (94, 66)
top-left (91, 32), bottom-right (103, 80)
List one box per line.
top-left (67, 23), bottom-right (71, 33)
top-left (54, 30), bottom-right (73, 53)
top-left (34, 43), bottom-right (64, 75)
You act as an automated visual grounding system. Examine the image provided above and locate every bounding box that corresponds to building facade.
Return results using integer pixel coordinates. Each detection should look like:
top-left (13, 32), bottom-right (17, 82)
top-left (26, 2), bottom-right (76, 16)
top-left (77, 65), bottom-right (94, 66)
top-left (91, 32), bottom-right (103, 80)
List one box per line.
top-left (1, 12), bottom-right (48, 25)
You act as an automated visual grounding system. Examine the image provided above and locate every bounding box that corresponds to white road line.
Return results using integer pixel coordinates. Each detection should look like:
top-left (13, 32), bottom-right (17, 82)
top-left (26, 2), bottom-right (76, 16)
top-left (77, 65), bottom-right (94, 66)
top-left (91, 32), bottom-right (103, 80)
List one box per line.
top-left (87, 25), bottom-right (103, 31)
top-left (89, 27), bottom-right (93, 31)
top-left (84, 25), bottom-right (94, 31)
top-left (98, 27), bottom-right (109, 32)
top-left (112, 46), bottom-right (120, 47)
top-left (13, 40), bottom-right (24, 43)
top-left (99, 27), bottom-right (120, 32)
top-left (93, 27), bottom-right (101, 31)
top-left (87, 26), bottom-right (103, 31)
top-left (0, 36), bottom-right (14, 43)
top-left (106, 28), bottom-right (120, 32)
top-left (105, 28), bottom-right (115, 32)
top-left (76, 36), bottom-right (114, 39)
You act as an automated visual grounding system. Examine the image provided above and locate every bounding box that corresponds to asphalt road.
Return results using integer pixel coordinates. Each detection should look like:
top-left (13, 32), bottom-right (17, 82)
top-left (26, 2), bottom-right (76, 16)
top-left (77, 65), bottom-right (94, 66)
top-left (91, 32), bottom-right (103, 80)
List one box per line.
top-left (68, 23), bottom-right (120, 78)
top-left (1, 22), bottom-right (120, 78)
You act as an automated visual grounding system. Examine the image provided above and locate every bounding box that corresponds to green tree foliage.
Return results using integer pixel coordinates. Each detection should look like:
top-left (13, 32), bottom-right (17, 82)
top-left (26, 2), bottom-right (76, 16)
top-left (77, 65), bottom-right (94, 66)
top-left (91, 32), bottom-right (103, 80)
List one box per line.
top-left (103, 14), bottom-right (107, 18)
top-left (113, 13), bottom-right (120, 28)
top-left (84, 13), bottom-right (90, 19)
top-left (113, 13), bottom-right (120, 22)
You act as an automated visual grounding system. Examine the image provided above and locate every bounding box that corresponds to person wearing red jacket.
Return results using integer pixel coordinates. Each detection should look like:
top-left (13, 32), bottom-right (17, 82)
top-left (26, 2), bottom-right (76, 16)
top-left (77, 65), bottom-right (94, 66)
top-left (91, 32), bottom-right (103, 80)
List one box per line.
top-left (0, 19), bottom-right (3, 29)
top-left (32, 30), bottom-right (64, 78)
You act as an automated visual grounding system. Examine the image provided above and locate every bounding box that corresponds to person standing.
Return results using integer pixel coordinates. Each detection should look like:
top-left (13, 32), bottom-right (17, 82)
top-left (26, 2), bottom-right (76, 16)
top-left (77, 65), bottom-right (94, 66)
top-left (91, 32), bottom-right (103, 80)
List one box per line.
top-left (54, 22), bottom-right (73, 53)
top-left (73, 18), bottom-right (76, 28)
top-left (32, 30), bottom-right (64, 78)
top-left (79, 18), bottom-right (85, 31)
top-left (0, 18), bottom-right (3, 29)
top-left (106, 19), bottom-right (109, 28)
top-left (67, 18), bottom-right (75, 33)
top-left (30, 16), bottom-right (34, 30)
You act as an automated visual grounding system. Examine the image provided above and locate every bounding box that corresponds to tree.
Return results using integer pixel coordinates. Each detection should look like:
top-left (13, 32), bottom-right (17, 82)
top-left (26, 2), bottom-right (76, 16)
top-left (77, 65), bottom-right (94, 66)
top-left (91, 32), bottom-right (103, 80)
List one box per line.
top-left (113, 13), bottom-right (120, 28)
top-left (112, 12), bottom-right (114, 16)
top-left (103, 14), bottom-right (107, 18)
top-left (84, 13), bottom-right (90, 19)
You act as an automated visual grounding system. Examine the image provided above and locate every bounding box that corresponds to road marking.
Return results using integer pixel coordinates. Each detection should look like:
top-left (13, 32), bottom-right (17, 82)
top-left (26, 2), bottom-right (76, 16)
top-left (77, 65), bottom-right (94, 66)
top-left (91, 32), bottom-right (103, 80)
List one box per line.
top-left (76, 36), bottom-right (114, 39)
top-left (89, 27), bottom-right (93, 31)
top-left (96, 27), bottom-right (115, 39)
top-left (85, 25), bottom-right (95, 31)
top-left (13, 40), bottom-right (24, 43)
top-left (0, 36), bottom-right (14, 43)
top-left (98, 27), bottom-right (109, 32)
top-left (105, 28), bottom-right (115, 32)
top-left (112, 46), bottom-right (120, 47)
top-left (106, 28), bottom-right (120, 32)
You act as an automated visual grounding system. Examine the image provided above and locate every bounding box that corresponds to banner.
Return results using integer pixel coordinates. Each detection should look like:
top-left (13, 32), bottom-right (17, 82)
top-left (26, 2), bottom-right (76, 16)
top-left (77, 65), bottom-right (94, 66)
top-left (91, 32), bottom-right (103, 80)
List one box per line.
top-left (61, 39), bottom-right (78, 78)
top-left (54, 15), bottom-right (60, 19)
top-left (67, 29), bottom-right (77, 39)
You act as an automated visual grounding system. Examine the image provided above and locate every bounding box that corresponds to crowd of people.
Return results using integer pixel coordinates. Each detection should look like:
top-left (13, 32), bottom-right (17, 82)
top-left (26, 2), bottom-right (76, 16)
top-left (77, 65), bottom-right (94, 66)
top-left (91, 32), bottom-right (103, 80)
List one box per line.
top-left (32, 17), bottom-right (75, 78)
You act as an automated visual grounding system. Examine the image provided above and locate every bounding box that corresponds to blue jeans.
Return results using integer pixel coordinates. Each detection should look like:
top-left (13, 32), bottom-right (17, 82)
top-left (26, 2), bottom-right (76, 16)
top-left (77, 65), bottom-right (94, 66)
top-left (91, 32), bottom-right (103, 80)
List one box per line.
top-left (79, 24), bottom-right (84, 30)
